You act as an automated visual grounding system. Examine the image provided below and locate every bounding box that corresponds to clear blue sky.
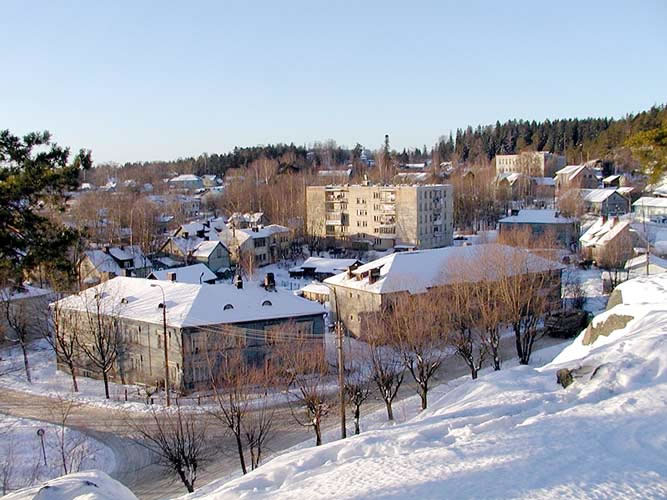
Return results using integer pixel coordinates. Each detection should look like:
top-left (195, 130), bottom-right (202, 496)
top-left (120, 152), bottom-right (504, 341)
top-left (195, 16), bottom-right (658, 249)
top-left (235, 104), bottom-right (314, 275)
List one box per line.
top-left (1, 1), bottom-right (665, 164)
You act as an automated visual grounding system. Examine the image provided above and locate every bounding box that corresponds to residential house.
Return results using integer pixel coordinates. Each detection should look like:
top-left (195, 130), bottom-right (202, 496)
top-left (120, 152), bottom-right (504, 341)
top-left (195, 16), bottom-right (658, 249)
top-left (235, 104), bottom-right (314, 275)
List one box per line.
top-left (297, 282), bottom-right (330, 304)
top-left (228, 212), bottom-right (269, 229)
top-left (289, 257), bottom-right (363, 281)
top-left (0, 284), bottom-right (54, 343)
top-left (554, 165), bottom-right (598, 194)
top-left (579, 216), bottom-right (633, 261)
top-left (79, 245), bottom-right (153, 287)
top-left (53, 277), bottom-right (326, 392)
top-left (202, 175), bottom-right (222, 188)
top-left (148, 263), bottom-right (217, 284)
top-left (159, 237), bottom-right (230, 273)
top-left (324, 245), bottom-right (563, 338)
top-left (633, 197), bottom-right (667, 221)
top-left (306, 183), bottom-right (454, 251)
top-left (498, 209), bottom-right (579, 248)
top-left (495, 151), bottom-right (566, 177)
top-left (220, 225), bottom-right (292, 267)
top-left (578, 189), bottom-right (630, 216)
top-left (168, 174), bottom-right (204, 192)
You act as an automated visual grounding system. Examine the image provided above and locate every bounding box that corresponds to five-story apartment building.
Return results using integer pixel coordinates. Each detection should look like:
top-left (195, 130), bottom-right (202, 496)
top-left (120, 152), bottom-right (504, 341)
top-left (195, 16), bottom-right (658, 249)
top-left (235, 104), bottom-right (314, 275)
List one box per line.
top-left (306, 184), bottom-right (453, 250)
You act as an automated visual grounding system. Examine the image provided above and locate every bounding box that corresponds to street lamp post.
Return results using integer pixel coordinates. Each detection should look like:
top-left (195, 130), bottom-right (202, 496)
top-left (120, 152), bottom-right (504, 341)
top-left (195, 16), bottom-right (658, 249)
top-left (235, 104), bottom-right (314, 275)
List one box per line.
top-left (150, 283), bottom-right (170, 406)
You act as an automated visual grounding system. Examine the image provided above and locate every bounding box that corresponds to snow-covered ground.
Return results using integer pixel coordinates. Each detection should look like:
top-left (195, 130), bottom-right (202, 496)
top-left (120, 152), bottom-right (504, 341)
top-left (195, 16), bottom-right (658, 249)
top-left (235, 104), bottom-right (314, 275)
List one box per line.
top-left (0, 413), bottom-right (115, 495)
top-left (0, 340), bottom-right (165, 412)
top-left (177, 273), bottom-right (667, 500)
top-left (3, 471), bottom-right (134, 500)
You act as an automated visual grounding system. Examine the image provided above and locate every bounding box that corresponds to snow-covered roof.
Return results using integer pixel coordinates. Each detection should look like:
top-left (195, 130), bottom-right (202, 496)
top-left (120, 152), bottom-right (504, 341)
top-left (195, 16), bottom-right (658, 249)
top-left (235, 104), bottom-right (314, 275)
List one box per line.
top-left (324, 244), bottom-right (563, 294)
top-left (169, 174), bottom-right (202, 182)
top-left (318, 169), bottom-right (352, 177)
top-left (624, 253), bottom-right (667, 271)
top-left (616, 186), bottom-right (634, 195)
top-left (555, 164), bottom-right (589, 181)
top-left (396, 172), bottom-right (429, 182)
top-left (533, 176), bottom-right (556, 186)
top-left (0, 284), bottom-right (52, 301)
top-left (236, 224), bottom-right (290, 243)
top-left (84, 246), bottom-right (152, 275)
top-left (496, 172), bottom-right (524, 185)
top-left (603, 174), bottom-right (621, 183)
top-left (148, 263), bottom-right (217, 284)
top-left (55, 277), bottom-right (326, 328)
top-left (291, 257), bottom-right (362, 275)
top-left (579, 217), bottom-right (630, 248)
top-left (633, 197), bottom-right (667, 208)
top-left (498, 209), bottom-right (576, 225)
top-left (579, 188), bottom-right (623, 203)
top-left (298, 282), bottom-right (331, 296)
top-left (191, 240), bottom-right (225, 258)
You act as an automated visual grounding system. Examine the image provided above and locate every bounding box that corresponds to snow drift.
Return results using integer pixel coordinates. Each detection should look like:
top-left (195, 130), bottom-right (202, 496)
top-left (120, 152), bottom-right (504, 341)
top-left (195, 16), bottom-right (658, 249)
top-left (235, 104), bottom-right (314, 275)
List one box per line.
top-left (3, 471), bottom-right (137, 500)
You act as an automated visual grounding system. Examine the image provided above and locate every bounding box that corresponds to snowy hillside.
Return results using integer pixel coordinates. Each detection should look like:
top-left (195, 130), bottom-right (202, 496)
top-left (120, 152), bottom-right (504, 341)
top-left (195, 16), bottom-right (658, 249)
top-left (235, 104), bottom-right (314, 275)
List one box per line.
top-left (183, 274), bottom-right (667, 499)
top-left (8, 273), bottom-right (667, 499)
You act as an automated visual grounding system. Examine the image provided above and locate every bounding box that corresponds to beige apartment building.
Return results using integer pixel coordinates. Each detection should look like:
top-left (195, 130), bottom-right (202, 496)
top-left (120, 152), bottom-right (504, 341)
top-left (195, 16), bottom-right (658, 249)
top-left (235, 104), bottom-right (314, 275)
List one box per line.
top-left (495, 151), bottom-right (566, 177)
top-left (306, 184), bottom-right (453, 250)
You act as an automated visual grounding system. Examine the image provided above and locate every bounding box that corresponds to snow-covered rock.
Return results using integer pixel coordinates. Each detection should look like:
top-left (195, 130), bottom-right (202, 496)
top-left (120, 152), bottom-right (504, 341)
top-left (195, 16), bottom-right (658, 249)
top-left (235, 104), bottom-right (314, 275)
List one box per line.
top-left (4, 471), bottom-right (137, 500)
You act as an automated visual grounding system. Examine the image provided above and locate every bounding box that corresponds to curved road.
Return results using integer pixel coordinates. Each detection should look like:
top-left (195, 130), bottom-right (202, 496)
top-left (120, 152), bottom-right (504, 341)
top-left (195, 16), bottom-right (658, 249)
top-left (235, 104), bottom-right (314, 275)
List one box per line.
top-left (0, 335), bottom-right (567, 499)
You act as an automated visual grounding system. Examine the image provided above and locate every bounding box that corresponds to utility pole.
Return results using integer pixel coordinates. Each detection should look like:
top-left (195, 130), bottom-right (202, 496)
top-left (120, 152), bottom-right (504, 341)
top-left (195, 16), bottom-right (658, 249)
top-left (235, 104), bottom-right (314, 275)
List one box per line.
top-left (333, 288), bottom-right (346, 439)
top-left (151, 283), bottom-right (170, 406)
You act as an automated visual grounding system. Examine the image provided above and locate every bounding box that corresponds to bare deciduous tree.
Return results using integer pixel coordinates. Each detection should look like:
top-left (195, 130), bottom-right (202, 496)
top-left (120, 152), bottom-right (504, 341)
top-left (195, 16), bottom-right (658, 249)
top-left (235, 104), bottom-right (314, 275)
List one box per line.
top-left (344, 358), bottom-right (371, 435)
top-left (440, 281), bottom-right (487, 379)
top-left (47, 396), bottom-right (99, 475)
top-left (42, 299), bottom-right (80, 392)
top-left (75, 288), bottom-right (121, 398)
top-left (128, 404), bottom-right (210, 493)
top-left (276, 336), bottom-right (331, 446)
top-left (383, 293), bottom-right (448, 410)
top-left (365, 315), bottom-right (404, 421)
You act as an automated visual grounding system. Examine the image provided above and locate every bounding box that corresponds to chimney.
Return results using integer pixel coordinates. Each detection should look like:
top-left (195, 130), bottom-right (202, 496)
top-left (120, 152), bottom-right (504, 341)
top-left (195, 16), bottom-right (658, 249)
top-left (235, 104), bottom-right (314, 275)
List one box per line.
top-left (264, 272), bottom-right (276, 291)
top-left (612, 216), bottom-right (619, 225)
top-left (123, 269), bottom-right (132, 277)
top-left (183, 231), bottom-right (189, 239)
top-left (252, 226), bottom-right (259, 233)
top-left (368, 267), bottom-right (380, 284)
top-left (602, 215), bottom-right (608, 224)
top-left (103, 244), bottom-right (111, 254)
top-left (234, 274), bottom-right (243, 289)
top-left (167, 271), bottom-right (177, 282)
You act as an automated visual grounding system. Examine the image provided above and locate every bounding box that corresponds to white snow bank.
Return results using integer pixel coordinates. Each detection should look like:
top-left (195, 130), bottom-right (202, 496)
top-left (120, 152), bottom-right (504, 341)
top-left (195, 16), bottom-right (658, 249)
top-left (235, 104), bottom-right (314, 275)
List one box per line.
top-left (0, 413), bottom-right (116, 495)
top-left (4, 471), bottom-right (137, 500)
top-left (184, 274), bottom-right (667, 499)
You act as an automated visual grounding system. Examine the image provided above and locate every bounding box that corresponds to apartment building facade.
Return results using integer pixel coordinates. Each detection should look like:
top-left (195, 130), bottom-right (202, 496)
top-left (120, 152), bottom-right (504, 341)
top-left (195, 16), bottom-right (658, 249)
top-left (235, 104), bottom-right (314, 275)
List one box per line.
top-left (306, 184), bottom-right (453, 250)
top-left (495, 151), bottom-right (566, 177)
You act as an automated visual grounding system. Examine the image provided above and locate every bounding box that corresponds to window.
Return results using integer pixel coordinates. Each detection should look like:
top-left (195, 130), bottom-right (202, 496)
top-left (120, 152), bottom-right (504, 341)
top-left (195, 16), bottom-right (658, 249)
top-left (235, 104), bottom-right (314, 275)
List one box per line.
top-left (262, 300), bottom-right (272, 306)
top-left (223, 303), bottom-right (234, 310)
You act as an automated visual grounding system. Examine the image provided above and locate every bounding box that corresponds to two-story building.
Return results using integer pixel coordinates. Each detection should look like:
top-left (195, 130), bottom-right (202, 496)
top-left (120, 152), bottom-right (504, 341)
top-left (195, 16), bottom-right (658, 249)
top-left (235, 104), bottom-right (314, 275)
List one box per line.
top-left (78, 245), bottom-right (153, 287)
top-left (52, 277), bottom-right (326, 392)
top-left (325, 244), bottom-right (562, 338)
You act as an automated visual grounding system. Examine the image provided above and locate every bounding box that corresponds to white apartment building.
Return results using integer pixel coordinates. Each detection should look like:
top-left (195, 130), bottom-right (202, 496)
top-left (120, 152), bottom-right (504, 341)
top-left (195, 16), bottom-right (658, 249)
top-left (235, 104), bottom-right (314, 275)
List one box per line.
top-left (495, 151), bottom-right (566, 178)
top-left (306, 184), bottom-right (453, 250)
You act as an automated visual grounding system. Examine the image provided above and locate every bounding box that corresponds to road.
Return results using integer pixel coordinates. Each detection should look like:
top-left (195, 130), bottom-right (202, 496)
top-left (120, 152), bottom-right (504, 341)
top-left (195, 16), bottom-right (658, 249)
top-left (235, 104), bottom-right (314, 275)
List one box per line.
top-left (0, 334), bottom-right (568, 499)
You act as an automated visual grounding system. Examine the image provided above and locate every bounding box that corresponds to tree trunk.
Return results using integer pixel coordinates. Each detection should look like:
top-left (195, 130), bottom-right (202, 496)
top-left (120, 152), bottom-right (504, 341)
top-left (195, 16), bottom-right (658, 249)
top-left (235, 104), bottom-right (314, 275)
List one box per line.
top-left (177, 469), bottom-right (194, 493)
top-left (68, 360), bottom-right (79, 392)
top-left (102, 371), bottom-right (110, 399)
top-left (20, 344), bottom-right (31, 383)
top-left (354, 406), bottom-right (361, 435)
top-left (471, 367), bottom-right (478, 380)
top-left (513, 323), bottom-right (524, 361)
top-left (385, 399), bottom-right (394, 421)
top-left (419, 387), bottom-right (427, 410)
top-left (235, 432), bottom-right (247, 474)
top-left (314, 420), bottom-right (322, 446)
